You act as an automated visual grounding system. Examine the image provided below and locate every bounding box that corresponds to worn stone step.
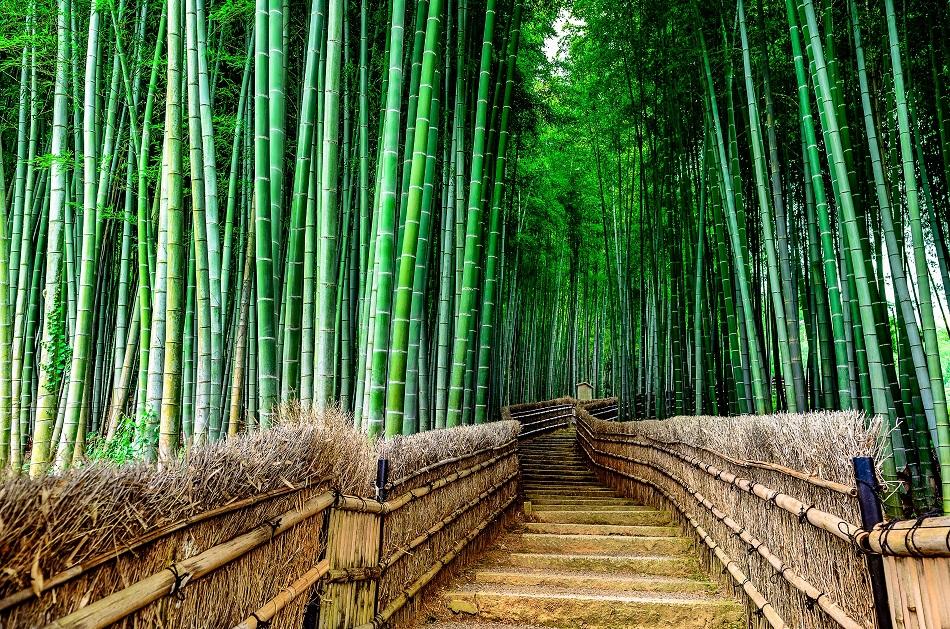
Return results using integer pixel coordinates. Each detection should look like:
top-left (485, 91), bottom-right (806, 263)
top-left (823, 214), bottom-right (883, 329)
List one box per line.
top-left (531, 504), bottom-right (651, 513)
top-left (445, 585), bottom-right (742, 629)
top-left (523, 469), bottom-right (589, 474)
top-left (521, 470), bottom-right (590, 477)
top-left (523, 480), bottom-right (605, 487)
top-left (524, 487), bottom-right (611, 495)
top-left (506, 552), bottom-right (702, 578)
top-left (524, 490), bottom-right (618, 499)
top-left (533, 509), bottom-right (674, 526)
top-left (415, 623), bottom-right (555, 629)
top-left (525, 486), bottom-right (615, 494)
top-left (521, 472), bottom-right (602, 480)
top-left (522, 467), bottom-right (588, 473)
top-left (526, 497), bottom-right (636, 506)
top-left (523, 522), bottom-right (679, 537)
top-left (517, 533), bottom-right (691, 556)
top-left (473, 568), bottom-right (718, 595)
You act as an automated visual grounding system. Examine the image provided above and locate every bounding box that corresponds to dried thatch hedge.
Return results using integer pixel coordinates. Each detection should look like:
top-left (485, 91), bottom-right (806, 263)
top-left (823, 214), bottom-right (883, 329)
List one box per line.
top-left (579, 409), bottom-right (881, 629)
top-left (0, 407), bottom-right (521, 629)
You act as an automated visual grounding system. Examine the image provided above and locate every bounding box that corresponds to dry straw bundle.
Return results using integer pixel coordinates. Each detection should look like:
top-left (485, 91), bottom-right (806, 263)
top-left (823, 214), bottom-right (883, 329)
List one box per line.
top-left (580, 409), bottom-right (882, 629)
top-left (1, 405), bottom-right (521, 629)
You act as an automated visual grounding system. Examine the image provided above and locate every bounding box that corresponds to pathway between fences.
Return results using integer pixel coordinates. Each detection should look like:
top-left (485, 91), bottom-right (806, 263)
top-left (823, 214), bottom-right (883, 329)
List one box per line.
top-left (6, 399), bottom-right (950, 628)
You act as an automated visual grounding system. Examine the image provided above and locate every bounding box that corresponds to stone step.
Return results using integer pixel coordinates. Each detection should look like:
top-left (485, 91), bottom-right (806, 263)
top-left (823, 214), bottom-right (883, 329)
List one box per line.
top-left (521, 471), bottom-right (595, 479)
top-left (522, 476), bottom-right (595, 483)
top-left (520, 468), bottom-right (590, 475)
top-left (516, 533), bottom-right (691, 556)
top-left (523, 480), bottom-right (605, 488)
top-left (524, 486), bottom-right (611, 494)
top-left (521, 467), bottom-right (588, 472)
top-left (506, 552), bottom-right (702, 578)
top-left (473, 568), bottom-right (718, 595)
top-left (533, 510), bottom-right (674, 526)
top-left (526, 497), bottom-right (636, 506)
top-left (415, 623), bottom-right (555, 629)
top-left (531, 504), bottom-right (652, 513)
top-left (523, 522), bottom-right (680, 537)
top-left (520, 446), bottom-right (578, 451)
top-left (524, 490), bottom-right (618, 499)
top-left (445, 585), bottom-right (743, 629)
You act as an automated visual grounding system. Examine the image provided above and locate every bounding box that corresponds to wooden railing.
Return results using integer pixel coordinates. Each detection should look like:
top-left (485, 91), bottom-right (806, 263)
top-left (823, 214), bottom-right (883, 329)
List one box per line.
top-left (503, 398), bottom-right (575, 439)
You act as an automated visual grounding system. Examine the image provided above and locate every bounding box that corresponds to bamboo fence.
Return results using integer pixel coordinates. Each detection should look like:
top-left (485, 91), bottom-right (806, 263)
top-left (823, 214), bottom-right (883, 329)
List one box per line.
top-left (0, 414), bottom-right (521, 629)
top-left (576, 407), bottom-right (879, 629)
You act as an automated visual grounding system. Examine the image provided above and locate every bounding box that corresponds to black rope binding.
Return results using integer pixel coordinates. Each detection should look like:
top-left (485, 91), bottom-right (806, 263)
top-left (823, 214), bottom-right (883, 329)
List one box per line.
top-left (166, 564), bottom-right (190, 601)
top-left (798, 504), bottom-right (815, 525)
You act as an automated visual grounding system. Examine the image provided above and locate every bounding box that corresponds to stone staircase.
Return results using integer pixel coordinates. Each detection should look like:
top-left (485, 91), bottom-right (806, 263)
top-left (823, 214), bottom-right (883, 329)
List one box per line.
top-left (417, 431), bottom-right (744, 629)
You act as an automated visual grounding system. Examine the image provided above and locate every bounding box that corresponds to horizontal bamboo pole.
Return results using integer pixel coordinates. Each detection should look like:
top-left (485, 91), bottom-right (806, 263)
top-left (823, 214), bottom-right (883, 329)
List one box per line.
top-left (520, 413), bottom-right (574, 427)
top-left (387, 439), bottom-right (517, 490)
top-left (356, 493), bottom-right (519, 629)
top-left (0, 481), bottom-right (314, 612)
top-left (575, 418), bottom-right (863, 545)
top-left (866, 516), bottom-right (950, 557)
top-left (380, 469), bottom-right (519, 571)
top-left (336, 449), bottom-right (516, 516)
top-left (43, 491), bottom-right (336, 629)
top-left (232, 558), bottom-right (331, 629)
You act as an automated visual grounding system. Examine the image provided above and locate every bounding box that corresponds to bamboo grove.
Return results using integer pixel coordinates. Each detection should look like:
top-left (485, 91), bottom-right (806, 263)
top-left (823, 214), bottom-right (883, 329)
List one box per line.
top-left (510, 0), bottom-right (950, 515)
top-left (0, 0), bottom-right (529, 475)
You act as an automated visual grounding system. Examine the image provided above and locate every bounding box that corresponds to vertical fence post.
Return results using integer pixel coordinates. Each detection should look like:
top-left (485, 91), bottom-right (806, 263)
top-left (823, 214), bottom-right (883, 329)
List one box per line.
top-left (317, 459), bottom-right (389, 629)
top-left (375, 458), bottom-right (390, 501)
top-left (853, 456), bottom-right (893, 629)
top-left (317, 507), bottom-right (381, 629)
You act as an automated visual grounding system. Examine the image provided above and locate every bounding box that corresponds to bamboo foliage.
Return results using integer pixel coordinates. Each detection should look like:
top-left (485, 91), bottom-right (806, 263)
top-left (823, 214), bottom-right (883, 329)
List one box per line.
top-left (509, 0), bottom-right (950, 516)
top-left (0, 0), bottom-right (529, 474)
